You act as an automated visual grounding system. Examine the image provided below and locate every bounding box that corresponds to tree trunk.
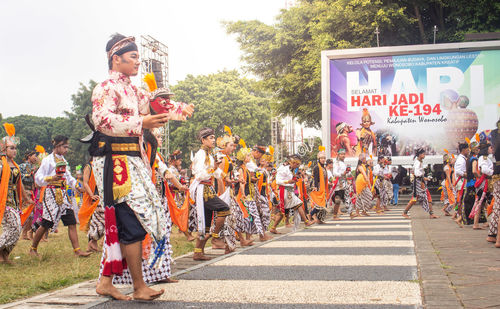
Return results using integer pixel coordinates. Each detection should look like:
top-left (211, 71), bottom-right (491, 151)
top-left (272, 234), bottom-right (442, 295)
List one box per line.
top-left (414, 3), bottom-right (428, 44)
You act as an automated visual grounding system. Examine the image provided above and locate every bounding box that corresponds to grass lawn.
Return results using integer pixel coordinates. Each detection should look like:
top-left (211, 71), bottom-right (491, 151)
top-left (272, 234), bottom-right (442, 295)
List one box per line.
top-left (0, 225), bottom-right (193, 304)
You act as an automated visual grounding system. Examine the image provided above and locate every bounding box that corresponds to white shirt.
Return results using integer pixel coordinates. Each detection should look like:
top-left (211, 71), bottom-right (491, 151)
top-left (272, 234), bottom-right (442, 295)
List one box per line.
top-left (478, 156), bottom-right (494, 176)
top-left (373, 164), bottom-right (384, 177)
top-left (413, 159), bottom-right (424, 177)
top-left (35, 153), bottom-right (77, 189)
top-left (332, 160), bottom-right (347, 178)
top-left (454, 154), bottom-right (467, 177)
top-left (326, 169), bottom-right (333, 181)
top-left (191, 148), bottom-right (222, 182)
top-left (332, 159), bottom-right (347, 191)
top-left (276, 164), bottom-right (294, 187)
top-left (383, 165), bottom-right (392, 176)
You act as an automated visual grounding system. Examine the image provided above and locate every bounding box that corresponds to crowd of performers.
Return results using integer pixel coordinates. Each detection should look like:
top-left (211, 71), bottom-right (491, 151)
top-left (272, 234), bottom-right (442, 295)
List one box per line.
top-left (1, 33), bottom-right (499, 301)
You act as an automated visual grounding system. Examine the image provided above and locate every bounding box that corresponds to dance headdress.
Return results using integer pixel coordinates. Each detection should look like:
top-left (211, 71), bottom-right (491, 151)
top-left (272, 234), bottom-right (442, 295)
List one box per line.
top-left (216, 125), bottom-right (235, 148)
top-left (1, 123), bottom-right (20, 152)
top-left (236, 139), bottom-right (251, 162)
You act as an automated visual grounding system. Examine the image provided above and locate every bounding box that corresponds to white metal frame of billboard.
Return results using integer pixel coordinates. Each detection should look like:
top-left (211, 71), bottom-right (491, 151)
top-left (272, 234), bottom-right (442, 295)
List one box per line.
top-left (321, 40), bottom-right (500, 166)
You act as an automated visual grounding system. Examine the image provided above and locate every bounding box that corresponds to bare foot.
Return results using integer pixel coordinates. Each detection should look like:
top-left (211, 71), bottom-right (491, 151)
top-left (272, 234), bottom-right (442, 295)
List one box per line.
top-left (486, 236), bottom-right (496, 243)
top-left (240, 239), bottom-right (254, 247)
top-left (269, 228), bottom-right (281, 234)
top-left (305, 221), bottom-right (314, 226)
top-left (443, 211), bottom-right (451, 216)
top-left (96, 282), bottom-right (131, 300)
top-left (350, 213), bottom-right (358, 220)
top-left (211, 238), bottom-right (225, 249)
top-left (186, 235), bottom-right (195, 242)
top-left (285, 224), bottom-right (293, 228)
top-left (87, 242), bottom-right (100, 253)
top-left (473, 226), bottom-right (484, 230)
top-left (224, 245), bottom-right (235, 254)
top-left (361, 211), bottom-right (370, 216)
top-left (21, 234), bottom-right (30, 240)
top-left (454, 218), bottom-right (463, 228)
top-left (29, 248), bottom-right (40, 258)
top-left (429, 214), bottom-right (439, 219)
top-left (333, 216), bottom-right (342, 221)
top-left (75, 250), bottom-right (91, 257)
top-left (402, 213), bottom-right (410, 219)
top-left (495, 243), bottom-right (500, 248)
top-left (133, 286), bottom-right (164, 301)
top-left (259, 234), bottom-right (273, 241)
top-left (193, 252), bottom-right (211, 261)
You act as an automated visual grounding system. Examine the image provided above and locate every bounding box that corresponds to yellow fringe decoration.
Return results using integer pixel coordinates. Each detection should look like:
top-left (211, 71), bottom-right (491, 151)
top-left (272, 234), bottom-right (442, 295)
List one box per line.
top-left (318, 145), bottom-right (326, 152)
top-left (143, 72), bottom-right (158, 92)
top-left (239, 139), bottom-right (247, 149)
top-left (269, 145), bottom-right (274, 156)
top-left (224, 125), bottom-right (232, 136)
top-left (3, 123), bottom-right (15, 137)
top-left (35, 145), bottom-right (46, 153)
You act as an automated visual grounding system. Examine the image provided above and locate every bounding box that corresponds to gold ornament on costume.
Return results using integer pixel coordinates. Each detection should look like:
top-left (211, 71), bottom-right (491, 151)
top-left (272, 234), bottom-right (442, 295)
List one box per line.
top-left (236, 147), bottom-right (251, 162)
top-left (216, 125), bottom-right (235, 148)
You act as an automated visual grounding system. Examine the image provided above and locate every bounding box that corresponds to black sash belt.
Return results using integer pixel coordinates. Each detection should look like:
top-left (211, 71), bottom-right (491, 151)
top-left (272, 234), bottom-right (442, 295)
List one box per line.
top-left (88, 132), bottom-right (141, 206)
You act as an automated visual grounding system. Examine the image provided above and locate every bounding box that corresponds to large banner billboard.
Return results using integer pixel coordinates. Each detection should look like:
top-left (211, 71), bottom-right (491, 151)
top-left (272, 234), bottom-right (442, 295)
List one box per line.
top-left (323, 44), bottom-right (500, 159)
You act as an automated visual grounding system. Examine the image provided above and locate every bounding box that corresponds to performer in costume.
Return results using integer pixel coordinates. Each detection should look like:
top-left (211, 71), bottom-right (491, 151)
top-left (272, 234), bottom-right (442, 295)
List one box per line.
top-left (255, 150), bottom-right (273, 240)
top-left (331, 149), bottom-right (354, 219)
top-left (30, 135), bottom-right (89, 258)
top-left (235, 144), bottom-right (264, 242)
top-left (355, 108), bottom-right (377, 156)
top-left (486, 119), bottom-right (500, 247)
top-left (310, 148), bottom-right (328, 223)
top-left (19, 150), bottom-right (39, 240)
top-left (189, 127), bottom-right (230, 260)
top-left (402, 148), bottom-right (438, 219)
top-left (469, 141), bottom-right (493, 230)
top-left (0, 123), bottom-right (33, 264)
top-left (461, 140), bottom-right (480, 225)
top-left (441, 152), bottom-right (456, 216)
top-left (382, 157), bottom-right (394, 211)
top-left (372, 156), bottom-right (386, 214)
top-left (454, 143), bottom-right (469, 224)
top-left (355, 153), bottom-right (372, 216)
top-left (215, 129), bottom-right (253, 251)
top-left (90, 33), bottom-right (193, 300)
top-left (78, 159), bottom-right (104, 253)
top-left (168, 150), bottom-right (194, 241)
top-left (272, 155), bottom-right (313, 230)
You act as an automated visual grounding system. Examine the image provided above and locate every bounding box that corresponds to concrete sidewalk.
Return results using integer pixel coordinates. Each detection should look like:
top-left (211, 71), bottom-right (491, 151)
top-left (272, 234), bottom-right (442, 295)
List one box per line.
top-left (410, 203), bottom-right (500, 308)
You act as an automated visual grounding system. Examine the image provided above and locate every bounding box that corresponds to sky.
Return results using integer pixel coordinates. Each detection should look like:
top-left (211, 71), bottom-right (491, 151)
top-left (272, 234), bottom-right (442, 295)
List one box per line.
top-left (0, 0), bottom-right (287, 118)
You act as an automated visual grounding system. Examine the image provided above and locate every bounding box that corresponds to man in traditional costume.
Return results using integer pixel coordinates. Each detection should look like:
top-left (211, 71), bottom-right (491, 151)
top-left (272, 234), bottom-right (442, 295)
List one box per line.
top-left (454, 143), bottom-right (469, 224)
top-left (255, 150), bottom-right (273, 241)
top-left (19, 150), bottom-right (39, 240)
top-left (89, 33), bottom-right (191, 300)
top-left (189, 127), bottom-right (230, 260)
top-left (382, 157), bottom-right (394, 211)
top-left (469, 141), bottom-right (493, 229)
top-left (355, 153), bottom-right (372, 216)
top-left (331, 149), bottom-right (353, 219)
top-left (78, 158), bottom-right (104, 253)
top-left (402, 148), bottom-right (438, 219)
top-left (0, 124), bottom-right (33, 264)
top-left (441, 152), bottom-right (456, 216)
top-left (273, 155), bottom-right (312, 230)
top-left (310, 148), bottom-right (328, 223)
top-left (30, 135), bottom-right (89, 259)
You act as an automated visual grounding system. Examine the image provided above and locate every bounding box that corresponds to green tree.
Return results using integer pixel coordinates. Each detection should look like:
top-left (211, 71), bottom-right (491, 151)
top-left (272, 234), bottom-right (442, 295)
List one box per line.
top-left (1, 115), bottom-right (70, 163)
top-left (169, 70), bottom-right (273, 163)
top-left (226, 0), bottom-right (500, 127)
top-left (63, 80), bottom-right (97, 168)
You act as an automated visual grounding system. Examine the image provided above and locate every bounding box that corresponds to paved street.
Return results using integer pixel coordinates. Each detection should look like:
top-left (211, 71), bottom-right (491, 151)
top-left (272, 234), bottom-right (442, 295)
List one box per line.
top-left (92, 208), bottom-right (421, 308)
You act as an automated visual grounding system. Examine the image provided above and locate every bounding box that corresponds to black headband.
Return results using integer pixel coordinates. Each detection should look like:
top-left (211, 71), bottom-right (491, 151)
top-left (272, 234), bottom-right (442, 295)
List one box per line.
top-left (114, 43), bottom-right (138, 58)
top-left (253, 146), bottom-right (266, 154)
top-left (198, 128), bottom-right (215, 140)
